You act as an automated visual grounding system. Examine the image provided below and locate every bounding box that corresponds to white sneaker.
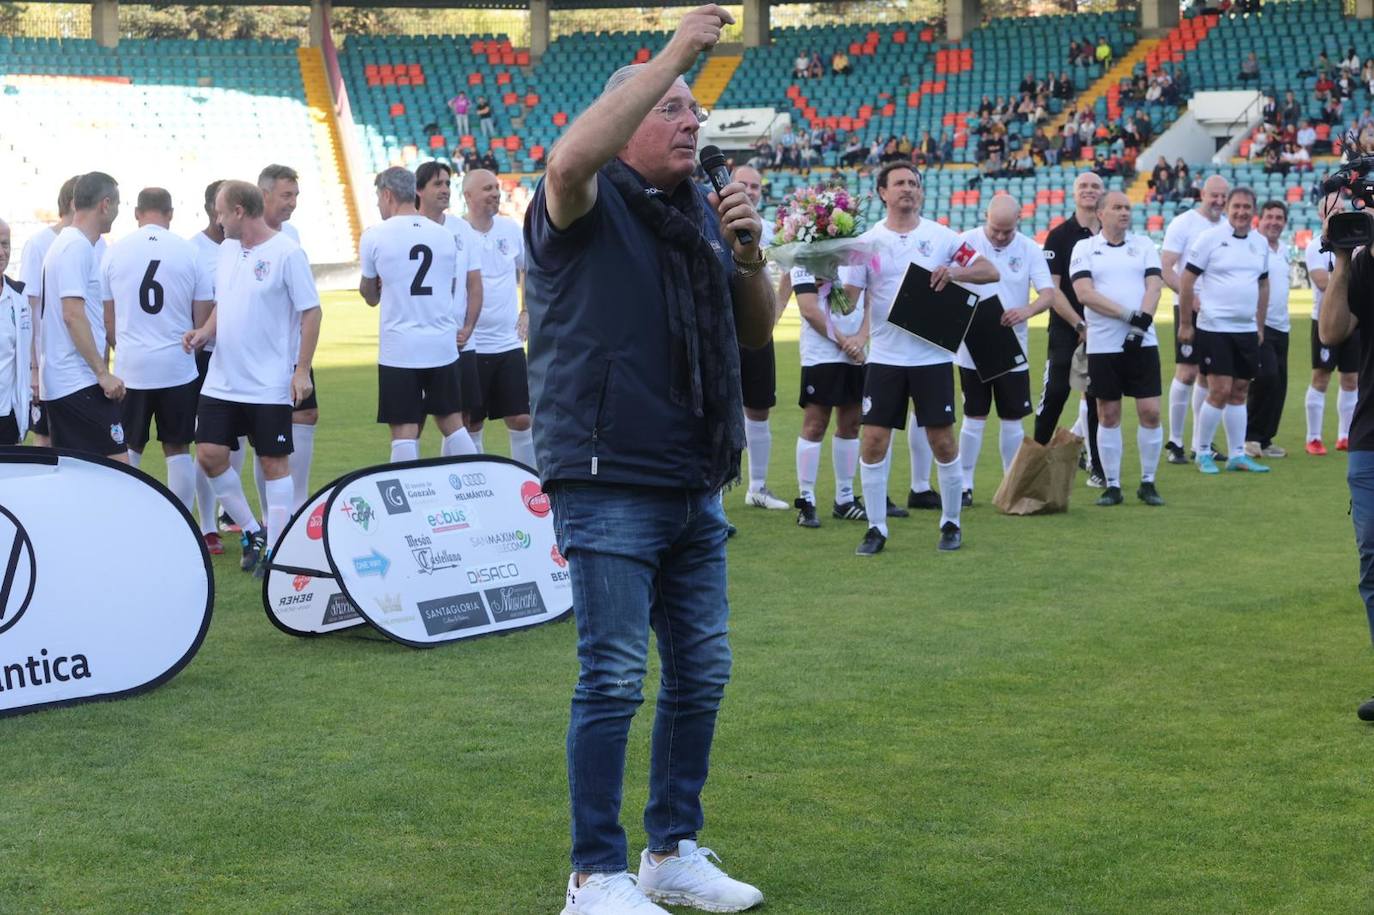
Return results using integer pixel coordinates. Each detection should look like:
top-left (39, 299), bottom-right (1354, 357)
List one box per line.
top-left (561, 872), bottom-right (669, 915)
top-left (638, 841), bottom-right (764, 913)
top-left (744, 487), bottom-right (789, 510)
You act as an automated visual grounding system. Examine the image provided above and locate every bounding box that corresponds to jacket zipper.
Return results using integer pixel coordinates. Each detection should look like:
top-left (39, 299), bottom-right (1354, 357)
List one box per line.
top-left (590, 359), bottom-right (612, 476)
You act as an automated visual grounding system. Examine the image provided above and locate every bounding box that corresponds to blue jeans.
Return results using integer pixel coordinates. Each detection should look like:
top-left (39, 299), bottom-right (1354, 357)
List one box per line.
top-left (1349, 451), bottom-right (1374, 644)
top-left (549, 483), bottom-right (733, 874)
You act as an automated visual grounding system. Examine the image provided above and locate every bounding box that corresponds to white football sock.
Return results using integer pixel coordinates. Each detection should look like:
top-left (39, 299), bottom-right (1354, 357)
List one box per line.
top-left (442, 427), bottom-right (477, 456)
top-left (127, 449), bottom-right (142, 469)
top-left (1138, 424), bottom-right (1163, 483)
top-left (745, 418), bottom-right (771, 491)
top-left (194, 461), bottom-right (217, 535)
top-left (908, 413), bottom-right (933, 492)
top-left (509, 428), bottom-right (537, 469)
top-left (1191, 381), bottom-right (1209, 453)
top-left (229, 437), bottom-right (247, 476)
top-left (1096, 423), bottom-right (1123, 487)
top-left (471, 427), bottom-right (485, 453)
top-left (936, 456), bottom-right (963, 529)
top-left (1071, 398), bottom-right (1087, 438)
top-left (290, 423), bottom-right (315, 511)
top-left (1306, 385), bottom-right (1326, 441)
top-left (1222, 403), bottom-right (1247, 458)
top-left (265, 475), bottom-right (294, 551)
top-left (998, 419), bottom-right (1024, 471)
top-left (859, 458), bottom-right (888, 536)
top-left (1168, 378), bottom-right (1193, 447)
top-left (1339, 388), bottom-right (1358, 441)
top-left (165, 453), bottom-right (195, 513)
top-left (208, 466), bottom-right (261, 534)
top-left (796, 437), bottom-right (822, 504)
top-left (1196, 401), bottom-right (1224, 457)
top-left (390, 438), bottom-right (419, 463)
top-left (959, 417), bottom-right (986, 492)
top-left (253, 453), bottom-right (268, 520)
top-left (832, 435), bottom-right (858, 503)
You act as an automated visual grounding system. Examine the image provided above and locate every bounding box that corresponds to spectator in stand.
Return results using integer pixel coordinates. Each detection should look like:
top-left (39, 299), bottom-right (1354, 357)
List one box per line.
top-left (1173, 160), bottom-right (1192, 199)
top-left (1078, 112), bottom-right (1096, 148)
top-left (1068, 39), bottom-right (1082, 65)
top-left (1150, 155), bottom-right (1171, 192)
top-left (1363, 59), bottom-right (1374, 94)
top-left (981, 124), bottom-right (1007, 162)
top-left (1095, 36), bottom-right (1113, 67)
top-left (1281, 90), bottom-right (1301, 126)
top-left (449, 91), bottom-right (471, 137)
top-left (1315, 71), bottom-right (1335, 103)
top-left (1338, 67), bottom-right (1357, 100)
top-left (1297, 119), bottom-right (1317, 153)
top-left (978, 94), bottom-right (995, 117)
top-left (1317, 50), bottom-right (1332, 76)
top-left (939, 130), bottom-right (955, 167)
top-left (1016, 93), bottom-right (1037, 123)
top-left (1239, 51), bottom-right (1260, 83)
top-left (841, 134), bottom-right (866, 166)
top-left (477, 149), bottom-right (499, 173)
top-left (1048, 128), bottom-right (1065, 164)
top-left (749, 138), bottom-right (774, 171)
top-left (1079, 36), bottom-right (1095, 65)
top-left (831, 49), bottom-right (852, 77)
top-left (1052, 70), bottom-right (1072, 100)
top-left (1250, 125), bottom-right (1275, 160)
top-left (476, 95), bottom-right (494, 138)
top-left (897, 134), bottom-right (913, 157)
top-left (1145, 74), bottom-right (1164, 104)
top-left (1062, 122), bottom-right (1082, 162)
top-left (462, 148), bottom-right (482, 174)
top-left (980, 150), bottom-right (1006, 179)
top-left (1324, 94), bottom-right (1345, 126)
top-left (1344, 47), bottom-right (1361, 73)
top-left (1264, 141), bottom-right (1287, 175)
top-left (1020, 73), bottom-right (1039, 95)
top-left (808, 50), bottom-right (824, 79)
top-left (1031, 127), bottom-right (1051, 165)
top-left (866, 136), bottom-right (884, 166)
top-left (1012, 146), bottom-right (1035, 176)
top-left (879, 137), bottom-right (903, 163)
top-left (793, 50), bottom-right (809, 79)
top-left (1282, 140), bottom-right (1312, 172)
top-left (1261, 92), bottom-right (1278, 127)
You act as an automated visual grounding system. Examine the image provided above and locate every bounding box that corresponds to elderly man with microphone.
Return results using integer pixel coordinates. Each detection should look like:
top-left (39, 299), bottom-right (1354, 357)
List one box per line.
top-left (524, 6), bottom-right (772, 913)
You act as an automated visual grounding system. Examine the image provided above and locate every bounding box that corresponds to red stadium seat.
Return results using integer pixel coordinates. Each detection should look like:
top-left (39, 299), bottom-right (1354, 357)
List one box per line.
top-left (1295, 229), bottom-right (1313, 248)
top-left (848, 42), bottom-right (861, 55)
top-left (919, 28), bottom-right (934, 42)
top-left (1286, 186), bottom-right (1303, 202)
top-left (937, 215), bottom-right (950, 226)
top-left (497, 71), bottom-right (511, 85)
top-left (381, 73), bottom-right (395, 86)
top-left (1050, 216), bottom-right (1065, 229)
top-left (881, 103), bottom-right (895, 117)
top-left (634, 48), bottom-right (651, 64)
top-left (389, 102), bottom-right (405, 117)
top-left (505, 135), bottom-right (521, 151)
top-left (893, 30), bottom-right (907, 44)
top-left (1034, 230), bottom-right (1048, 244)
top-left (1020, 203), bottom-right (1035, 218)
top-left (396, 76), bottom-right (410, 86)
top-left (408, 64), bottom-right (422, 77)
top-left (530, 144), bottom-right (545, 161)
top-left (553, 111), bottom-right (568, 127)
top-left (429, 135), bottom-right (446, 149)
top-left (489, 136), bottom-right (504, 151)
top-left (502, 92), bottom-right (518, 106)
top-left (907, 91), bottom-right (920, 108)
top-left (525, 93), bottom-right (540, 107)
top-left (501, 51), bottom-right (515, 65)
top-left (1147, 215), bottom-right (1164, 231)
top-left (460, 135), bottom-right (476, 149)
top-left (1316, 124), bottom-right (1332, 140)
top-left (468, 72), bottom-right (483, 85)
top-left (472, 40), bottom-right (487, 54)
top-left (516, 50), bottom-right (530, 66)
top-left (1049, 189), bottom-right (1065, 204)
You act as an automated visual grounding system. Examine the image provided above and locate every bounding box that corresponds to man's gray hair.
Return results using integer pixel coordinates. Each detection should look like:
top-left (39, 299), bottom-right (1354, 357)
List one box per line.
top-left (603, 64), bottom-right (648, 97)
top-left (375, 166), bottom-right (417, 201)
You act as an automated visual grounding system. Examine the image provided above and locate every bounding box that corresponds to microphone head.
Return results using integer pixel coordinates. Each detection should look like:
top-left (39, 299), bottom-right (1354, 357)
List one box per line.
top-left (699, 145), bottom-right (726, 170)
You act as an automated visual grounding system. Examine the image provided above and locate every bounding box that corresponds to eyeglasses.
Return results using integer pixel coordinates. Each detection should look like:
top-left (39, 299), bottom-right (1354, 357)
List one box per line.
top-left (653, 101), bottom-right (709, 124)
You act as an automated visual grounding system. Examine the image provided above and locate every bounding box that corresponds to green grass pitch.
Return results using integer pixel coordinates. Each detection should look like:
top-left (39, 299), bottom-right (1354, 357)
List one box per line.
top-left (3, 288), bottom-right (1372, 913)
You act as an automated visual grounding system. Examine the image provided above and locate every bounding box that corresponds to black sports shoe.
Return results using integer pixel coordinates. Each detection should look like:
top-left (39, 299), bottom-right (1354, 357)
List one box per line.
top-left (1077, 447), bottom-right (1089, 471)
top-left (907, 489), bottom-right (941, 510)
top-left (855, 526), bottom-right (886, 556)
top-left (961, 488), bottom-right (974, 508)
top-left (1137, 481), bottom-right (1165, 506)
top-left (1359, 696), bottom-right (1374, 722)
top-left (937, 521), bottom-right (962, 551)
top-left (1096, 485), bottom-right (1124, 506)
top-left (218, 509), bottom-right (240, 533)
top-left (1165, 441), bottom-right (1188, 465)
top-left (253, 549), bottom-right (272, 580)
top-left (832, 497), bottom-right (866, 521)
top-left (885, 496), bottom-right (909, 519)
top-left (795, 497), bottom-right (821, 528)
top-left (240, 530), bottom-right (267, 573)
top-left (1191, 443), bottom-right (1225, 462)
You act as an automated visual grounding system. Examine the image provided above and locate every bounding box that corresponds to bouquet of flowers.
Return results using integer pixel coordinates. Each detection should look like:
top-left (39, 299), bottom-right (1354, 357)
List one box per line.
top-left (768, 183), bottom-right (873, 316)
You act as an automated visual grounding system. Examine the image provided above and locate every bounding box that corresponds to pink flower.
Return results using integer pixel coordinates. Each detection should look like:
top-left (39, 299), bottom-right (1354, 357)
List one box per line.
top-left (827, 223), bottom-right (839, 236)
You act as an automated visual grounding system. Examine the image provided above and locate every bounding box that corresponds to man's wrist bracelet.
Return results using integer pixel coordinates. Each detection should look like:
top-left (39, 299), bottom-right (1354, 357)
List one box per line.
top-left (733, 250), bottom-right (767, 277)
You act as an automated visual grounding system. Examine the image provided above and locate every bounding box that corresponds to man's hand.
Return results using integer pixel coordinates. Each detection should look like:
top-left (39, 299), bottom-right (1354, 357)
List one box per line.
top-left (29, 365), bottom-right (38, 399)
top-left (182, 327), bottom-right (212, 353)
top-left (1001, 306), bottom-right (1031, 326)
top-left (1178, 323), bottom-right (1194, 345)
top-left (517, 310), bottom-right (529, 343)
top-left (291, 367), bottom-right (314, 407)
top-left (97, 371), bottom-right (126, 402)
top-left (708, 182), bottom-right (763, 259)
top-left (457, 326), bottom-right (473, 348)
top-left (1258, 327), bottom-right (1265, 345)
top-left (930, 265), bottom-right (951, 292)
top-left (660, 5), bottom-right (733, 75)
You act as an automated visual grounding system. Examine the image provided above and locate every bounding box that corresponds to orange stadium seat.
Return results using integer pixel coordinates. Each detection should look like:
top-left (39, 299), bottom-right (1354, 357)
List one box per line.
top-left (460, 135), bottom-right (476, 149)
top-left (429, 135), bottom-right (445, 149)
top-left (505, 135), bottom-right (521, 151)
top-left (502, 92), bottom-right (518, 106)
top-left (1286, 186), bottom-right (1303, 202)
top-left (468, 72), bottom-right (483, 85)
top-left (389, 102), bottom-right (405, 117)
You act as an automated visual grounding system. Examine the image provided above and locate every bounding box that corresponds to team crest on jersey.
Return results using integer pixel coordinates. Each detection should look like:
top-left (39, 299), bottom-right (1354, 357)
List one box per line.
top-left (1321, 347), bottom-right (1331, 362)
top-left (1126, 246), bottom-right (1138, 257)
top-left (1008, 256), bottom-right (1023, 273)
top-left (862, 396), bottom-right (873, 415)
top-left (496, 238), bottom-right (511, 256)
top-left (110, 423), bottom-right (125, 446)
top-left (917, 239), bottom-right (933, 257)
top-left (254, 260), bottom-right (271, 281)
top-left (1181, 345), bottom-right (1193, 357)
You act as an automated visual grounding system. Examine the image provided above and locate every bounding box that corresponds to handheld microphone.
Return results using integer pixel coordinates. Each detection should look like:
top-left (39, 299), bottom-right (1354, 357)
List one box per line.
top-left (699, 144), bottom-right (755, 247)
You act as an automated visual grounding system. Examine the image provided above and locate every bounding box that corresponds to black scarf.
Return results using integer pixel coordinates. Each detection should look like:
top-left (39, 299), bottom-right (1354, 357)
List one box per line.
top-left (603, 158), bottom-right (744, 492)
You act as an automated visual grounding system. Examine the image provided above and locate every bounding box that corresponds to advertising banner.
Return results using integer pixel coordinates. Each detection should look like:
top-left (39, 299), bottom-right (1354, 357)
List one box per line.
top-left (0, 449), bottom-right (213, 718)
top-left (264, 456), bottom-right (571, 648)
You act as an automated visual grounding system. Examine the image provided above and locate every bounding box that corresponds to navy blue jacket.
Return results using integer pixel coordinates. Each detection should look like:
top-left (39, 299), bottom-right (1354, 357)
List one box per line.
top-left (523, 168), bottom-right (736, 489)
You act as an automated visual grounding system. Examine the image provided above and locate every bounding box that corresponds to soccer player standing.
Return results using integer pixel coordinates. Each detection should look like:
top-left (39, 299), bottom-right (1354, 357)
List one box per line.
top-left (39, 171), bottom-right (126, 459)
top-left (1069, 191), bottom-right (1166, 506)
top-left (1178, 187), bottom-right (1271, 474)
top-left (23, 175), bottom-right (85, 446)
top-left (0, 218), bottom-right (34, 445)
top-left (1038, 171), bottom-right (1106, 482)
top-left (461, 168), bottom-right (536, 468)
top-left (1305, 193), bottom-right (1358, 454)
top-left (101, 187), bottom-right (213, 513)
top-left (185, 181), bottom-right (321, 575)
top-left (842, 161), bottom-right (999, 555)
top-left (188, 179), bottom-right (232, 552)
top-left (1245, 200), bottom-right (1293, 458)
top-left (1162, 174), bottom-right (1229, 462)
top-left (360, 166), bottom-right (474, 461)
top-left (955, 194), bottom-right (1062, 502)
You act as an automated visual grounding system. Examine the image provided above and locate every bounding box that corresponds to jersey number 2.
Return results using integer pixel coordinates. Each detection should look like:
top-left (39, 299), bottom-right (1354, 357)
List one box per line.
top-left (409, 245), bottom-right (433, 296)
top-left (139, 260), bottom-right (164, 315)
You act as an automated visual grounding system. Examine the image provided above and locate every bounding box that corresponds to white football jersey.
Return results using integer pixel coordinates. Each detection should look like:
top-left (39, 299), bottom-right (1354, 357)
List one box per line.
top-left (360, 213), bottom-right (462, 369)
top-left (1185, 224), bottom-right (1269, 333)
top-left (39, 227), bottom-right (106, 401)
top-left (1265, 242), bottom-right (1291, 333)
top-left (1161, 207), bottom-right (1220, 287)
top-left (202, 232), bottom-right (319, 405)
top-left (103, 224), bottom-right (211, 389)
top-left (790, 265), bottom-right (865, 367)
top-left (1305, 235), bottom-right (1333, 319)
top-left (469, 215), bottom-right (526, 355)
top-left (1068, 232), bottom-right (1163, 354)
top-left (953, 228), bottom-right (1053, 372)
top-left (443, 214), bottom-right (483, 353)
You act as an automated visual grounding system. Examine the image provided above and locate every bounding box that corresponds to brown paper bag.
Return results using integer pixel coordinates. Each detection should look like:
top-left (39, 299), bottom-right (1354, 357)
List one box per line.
top-left (992, 428), bottom-right (1083, 515)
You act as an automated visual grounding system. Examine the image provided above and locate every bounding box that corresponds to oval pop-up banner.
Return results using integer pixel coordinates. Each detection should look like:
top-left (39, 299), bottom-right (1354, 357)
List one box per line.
top-left (0, 449), bottom-right (213, 718)
top-left (262, 483), bottom-right (368, 638)
top-left (320, 456), bottom-right (572, 648)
